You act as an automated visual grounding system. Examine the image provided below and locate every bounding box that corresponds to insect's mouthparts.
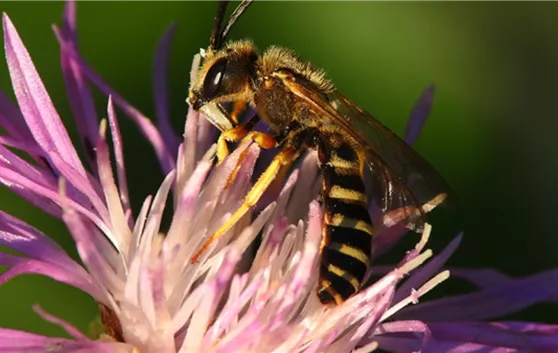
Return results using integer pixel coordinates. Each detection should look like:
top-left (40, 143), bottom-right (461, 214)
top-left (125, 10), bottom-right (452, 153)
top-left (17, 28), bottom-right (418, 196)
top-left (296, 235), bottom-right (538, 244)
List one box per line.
top-left (187, 90), bottom-right (205, 111)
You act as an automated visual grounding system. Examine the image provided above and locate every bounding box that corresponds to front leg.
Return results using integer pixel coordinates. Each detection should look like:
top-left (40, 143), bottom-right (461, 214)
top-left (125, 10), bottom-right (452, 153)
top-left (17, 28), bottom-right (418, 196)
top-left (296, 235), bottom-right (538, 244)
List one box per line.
top-left (218, 113), bottom-right (280, 189)
top-left (217, 113), bottom-right (276, 164)
top-left (192, 143), bottom-right (300, 263)
top-left (223, 129), bottom-right (279, 188)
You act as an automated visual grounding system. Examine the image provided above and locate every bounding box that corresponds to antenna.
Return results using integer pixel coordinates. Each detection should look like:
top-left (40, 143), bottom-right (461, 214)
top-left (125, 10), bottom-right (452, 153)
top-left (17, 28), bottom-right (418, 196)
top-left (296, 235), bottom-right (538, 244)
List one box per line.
top-left (209, 0), bottom-right (254, 51)
top-left (209, 1), bottom-right (229, 50)
top-left (221, 0), bottom-right (253, 45)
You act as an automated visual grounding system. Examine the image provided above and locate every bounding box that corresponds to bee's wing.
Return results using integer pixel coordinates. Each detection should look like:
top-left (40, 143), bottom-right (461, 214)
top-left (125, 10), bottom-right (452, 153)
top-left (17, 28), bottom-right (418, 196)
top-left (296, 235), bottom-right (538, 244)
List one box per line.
top-left (283, 79), bottom-right (449, 233)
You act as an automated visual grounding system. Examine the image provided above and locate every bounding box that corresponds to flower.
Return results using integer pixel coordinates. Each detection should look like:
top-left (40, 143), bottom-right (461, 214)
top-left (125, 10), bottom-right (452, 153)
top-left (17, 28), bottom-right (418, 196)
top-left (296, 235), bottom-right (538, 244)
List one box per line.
top-left (0, 2), bottom-right (557, 353)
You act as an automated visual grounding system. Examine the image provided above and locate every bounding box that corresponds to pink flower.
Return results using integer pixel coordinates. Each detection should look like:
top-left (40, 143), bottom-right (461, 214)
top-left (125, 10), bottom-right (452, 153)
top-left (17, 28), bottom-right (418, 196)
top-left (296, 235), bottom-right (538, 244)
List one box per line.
top-left (0, 3), bottom-right (557, 352)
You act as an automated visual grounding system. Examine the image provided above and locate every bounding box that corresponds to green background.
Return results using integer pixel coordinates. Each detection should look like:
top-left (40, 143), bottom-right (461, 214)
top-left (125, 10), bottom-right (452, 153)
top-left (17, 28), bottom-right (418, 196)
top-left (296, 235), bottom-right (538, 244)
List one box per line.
top-left (0, 1), bottom-right (557, 338)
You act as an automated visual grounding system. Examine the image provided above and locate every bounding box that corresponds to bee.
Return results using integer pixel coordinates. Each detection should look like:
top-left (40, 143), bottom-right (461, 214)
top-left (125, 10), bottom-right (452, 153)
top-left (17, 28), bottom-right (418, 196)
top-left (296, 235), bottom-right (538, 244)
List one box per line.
top-left (188, 1), bottom-right (449, 305)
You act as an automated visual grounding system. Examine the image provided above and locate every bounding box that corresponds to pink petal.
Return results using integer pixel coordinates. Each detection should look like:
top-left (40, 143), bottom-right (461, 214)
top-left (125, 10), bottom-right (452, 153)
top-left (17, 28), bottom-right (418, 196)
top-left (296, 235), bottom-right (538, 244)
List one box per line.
top-left (62, 205), bottom-right (123, 302)
top-left (181, 108), bottom-right (202, 180)
top-left (96, 102), bottom-right (132, 250)
top-left (33, 305), bottom-right (86, 339)
top-left (365, 320), bottom-right (430, 353)
top-left (3, 13), bottom-right (86, 178)
top-left (107, 97), bottom-right (131, 217)
top-left (187, 54), bottom-right (217, 161)
top-left (48, 153), bottom-right (109, 218)
top-left (0, 328), bottom-right (135, 352)
top-left (164, 159), bottom-right (212, 260)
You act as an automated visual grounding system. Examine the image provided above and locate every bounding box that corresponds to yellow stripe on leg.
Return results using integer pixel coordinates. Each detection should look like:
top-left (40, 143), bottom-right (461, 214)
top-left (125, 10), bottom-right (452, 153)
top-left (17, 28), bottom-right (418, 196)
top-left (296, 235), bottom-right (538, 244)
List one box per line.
top-left (191, 145), bottom-right (298, 262)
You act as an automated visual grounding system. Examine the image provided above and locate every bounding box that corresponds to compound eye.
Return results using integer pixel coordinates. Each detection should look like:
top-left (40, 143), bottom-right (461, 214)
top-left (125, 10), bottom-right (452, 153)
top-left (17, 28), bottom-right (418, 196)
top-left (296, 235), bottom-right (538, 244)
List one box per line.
top-left (203, 58), bottom-right (228, 100)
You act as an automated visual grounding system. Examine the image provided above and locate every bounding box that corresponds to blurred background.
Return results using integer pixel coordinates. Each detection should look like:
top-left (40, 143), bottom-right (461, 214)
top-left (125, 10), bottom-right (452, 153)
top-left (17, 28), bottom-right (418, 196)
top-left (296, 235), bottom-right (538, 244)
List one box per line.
top-left (0, 1), bottom-right (557, 338)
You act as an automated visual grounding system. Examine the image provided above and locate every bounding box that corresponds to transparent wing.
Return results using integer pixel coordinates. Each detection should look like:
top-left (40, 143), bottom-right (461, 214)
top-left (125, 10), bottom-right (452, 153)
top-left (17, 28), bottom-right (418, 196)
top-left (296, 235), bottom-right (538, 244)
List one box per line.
top-left (283, 80), bottom-right (449, 233)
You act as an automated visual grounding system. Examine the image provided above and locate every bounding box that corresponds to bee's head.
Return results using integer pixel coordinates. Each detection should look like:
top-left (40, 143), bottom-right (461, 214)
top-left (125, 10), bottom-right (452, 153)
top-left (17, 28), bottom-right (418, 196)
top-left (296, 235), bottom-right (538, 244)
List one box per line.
top-left (188, 0), bottom-right (258, 110)
top-left (188, 40), bottom-right (259, 111)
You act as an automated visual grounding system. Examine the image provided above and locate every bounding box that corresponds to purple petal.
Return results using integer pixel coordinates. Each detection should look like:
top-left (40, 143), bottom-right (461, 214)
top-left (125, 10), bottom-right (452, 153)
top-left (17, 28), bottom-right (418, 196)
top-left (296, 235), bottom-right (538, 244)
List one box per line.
top-left (0, 135), bottom-right (43, 155)
top-left (0, 139), bottom-right (57, 185)
top-left (53, 29), bottom-right (175, 174)
top-left (48, 153), bottom-right (109, 220)
top-left (0, 252), bottom-right (95, 295)
top-left (426, 321), bottom-right (558, 352)
top-left (395, 269), bottom-right (558, 322)
top-left (62, 1), bottom-right (77, 42)
top-left (374, 320), bottom-right (558, 353)
top-left (0, 142), bottom-right (62, 216)
top-left (2, 16), bottom-right (107, 222)
top-left (0, 161), bottom-right (111, 235)
top-left (0, 181), bottom-right (61, 217)
top-left (153, 24), bottom-right (180, 155)
top-left (0, 210), bottom-right (73, 265)
top-left (57, 2), bottom-right (99, 171)
top-left (394, 234), bottom-right (462, 303)
top-left (0, 328), bottom-right (135, 352)
top-left (3, 13), bottom-right (86, 178)
top-left (405, 85), bottom-right (434, 145)
top-left (450, 268), bottom-right (558, 303)
top-left (0, 136), bottom-right (105, 223)
top-left (450, 268), bottom-right (521, 288)
top-left (0, 89), bottom-right (34, 142)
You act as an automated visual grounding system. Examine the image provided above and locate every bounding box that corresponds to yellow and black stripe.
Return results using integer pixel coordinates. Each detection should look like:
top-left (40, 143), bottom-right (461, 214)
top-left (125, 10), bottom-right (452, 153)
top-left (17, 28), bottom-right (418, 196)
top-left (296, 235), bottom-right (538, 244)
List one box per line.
top-left (317, 141), bottom-right (373, 305)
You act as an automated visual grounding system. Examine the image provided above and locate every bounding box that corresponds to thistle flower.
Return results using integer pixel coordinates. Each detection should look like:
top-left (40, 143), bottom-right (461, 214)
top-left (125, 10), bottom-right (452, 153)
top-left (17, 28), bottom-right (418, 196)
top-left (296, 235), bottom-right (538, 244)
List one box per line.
top-left (0, 3), bottom-right (558, 353)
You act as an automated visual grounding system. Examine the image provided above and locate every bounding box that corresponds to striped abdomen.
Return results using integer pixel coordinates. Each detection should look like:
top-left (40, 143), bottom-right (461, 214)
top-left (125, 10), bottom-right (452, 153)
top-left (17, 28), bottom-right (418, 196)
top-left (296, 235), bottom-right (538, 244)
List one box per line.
top-left (317, 141), bottom-right (373, 305)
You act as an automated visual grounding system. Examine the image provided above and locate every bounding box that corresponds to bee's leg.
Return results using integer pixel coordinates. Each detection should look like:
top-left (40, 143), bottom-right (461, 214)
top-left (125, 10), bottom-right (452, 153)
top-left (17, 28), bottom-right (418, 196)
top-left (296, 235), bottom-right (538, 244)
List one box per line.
top-left (224, 130), bottom-right (278, 188)
top-left (230, 99), bottom-right (247, 125)
top-left (191, 144), bottom-right (299, 262)
top-left (217, 114), bottom-right (261, 164)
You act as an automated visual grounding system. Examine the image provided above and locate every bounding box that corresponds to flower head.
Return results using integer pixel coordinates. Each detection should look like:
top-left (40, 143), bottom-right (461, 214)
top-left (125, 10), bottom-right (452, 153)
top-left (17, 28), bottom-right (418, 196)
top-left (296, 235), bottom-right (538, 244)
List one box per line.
top-left (0, 3), bottom-right (557, 353)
